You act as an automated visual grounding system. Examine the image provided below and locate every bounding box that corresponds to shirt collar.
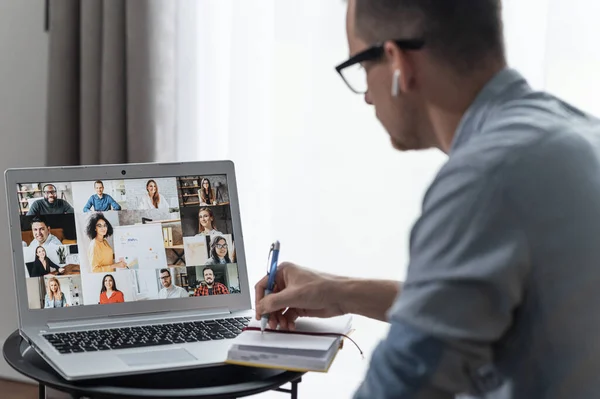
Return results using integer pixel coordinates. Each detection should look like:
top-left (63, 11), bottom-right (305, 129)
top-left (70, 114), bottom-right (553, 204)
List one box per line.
top-left (44, 198), bottom-right (57, 207)
top-left (449, 67), bottom-right (531, 153)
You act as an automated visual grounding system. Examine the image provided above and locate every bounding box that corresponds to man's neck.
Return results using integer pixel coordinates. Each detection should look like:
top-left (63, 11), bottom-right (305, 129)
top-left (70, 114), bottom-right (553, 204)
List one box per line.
top-left (207, 283), bottom-right (213, 288)
top-left (96, 194), bottom-right (103, 198)
top-left (427, 62), bottom-right (506, 153)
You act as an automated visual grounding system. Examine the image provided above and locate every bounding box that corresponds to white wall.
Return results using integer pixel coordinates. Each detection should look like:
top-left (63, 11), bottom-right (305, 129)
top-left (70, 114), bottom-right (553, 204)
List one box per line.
top-left (543, 0), bottom-right (600, 117)
top-left (0, 0), bottom-right (48, 381)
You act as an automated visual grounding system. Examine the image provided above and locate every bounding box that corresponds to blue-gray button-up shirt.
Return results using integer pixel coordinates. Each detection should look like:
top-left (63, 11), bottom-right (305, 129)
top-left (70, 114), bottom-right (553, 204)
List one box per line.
top-left (354, 68), bottom-right (600, 399)
top-left (83, 194), bottom-right (121, 212)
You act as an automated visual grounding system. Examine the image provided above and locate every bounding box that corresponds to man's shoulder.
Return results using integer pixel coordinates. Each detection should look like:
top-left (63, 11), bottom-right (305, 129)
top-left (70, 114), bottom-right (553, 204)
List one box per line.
top-left (441, 100), bottom-right (600, 192)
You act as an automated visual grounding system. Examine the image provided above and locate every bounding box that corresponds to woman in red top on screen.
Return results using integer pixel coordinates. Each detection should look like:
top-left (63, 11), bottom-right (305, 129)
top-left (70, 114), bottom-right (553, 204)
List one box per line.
top-left (98, 274), bottom-right (124, 304)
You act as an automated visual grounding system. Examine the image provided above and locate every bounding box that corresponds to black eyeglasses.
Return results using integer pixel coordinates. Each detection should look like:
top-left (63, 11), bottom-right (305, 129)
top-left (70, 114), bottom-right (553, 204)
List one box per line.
top-left (335, 39), bottom-right (425, 94)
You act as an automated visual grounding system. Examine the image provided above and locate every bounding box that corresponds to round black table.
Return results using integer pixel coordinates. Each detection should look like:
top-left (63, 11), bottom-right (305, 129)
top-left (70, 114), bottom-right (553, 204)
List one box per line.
top-left (3, 331), bottom-right (304, 399)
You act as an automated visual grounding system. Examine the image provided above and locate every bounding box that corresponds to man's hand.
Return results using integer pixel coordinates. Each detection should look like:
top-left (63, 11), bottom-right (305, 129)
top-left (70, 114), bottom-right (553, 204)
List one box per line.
top-left (254, 262), bottom-right (344, 331)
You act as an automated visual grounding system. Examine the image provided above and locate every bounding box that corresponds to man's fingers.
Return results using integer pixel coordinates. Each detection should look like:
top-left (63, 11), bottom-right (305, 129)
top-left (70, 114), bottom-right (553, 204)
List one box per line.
top-left (254, 274), bottom-right (269, 301)
top-left (258, 288), bottom-right (299, 315)
top-left (283, 308), bottom-right (300, 331)
top-left (254, 274), bottom-right (270, 319)
top-left (268, 313), bottom-right (279, 330)
top-left (276, 312), bottom-right (289, 330)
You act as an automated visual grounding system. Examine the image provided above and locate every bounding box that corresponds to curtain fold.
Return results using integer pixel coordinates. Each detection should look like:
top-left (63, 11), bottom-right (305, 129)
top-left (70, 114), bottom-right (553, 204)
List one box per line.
top-left (46, 0), bottom-right (177, 166)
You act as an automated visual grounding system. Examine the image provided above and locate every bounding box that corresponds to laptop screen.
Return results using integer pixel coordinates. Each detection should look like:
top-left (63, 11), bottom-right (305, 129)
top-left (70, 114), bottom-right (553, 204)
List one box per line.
top-left (15, 175), bottom-right (240, 310)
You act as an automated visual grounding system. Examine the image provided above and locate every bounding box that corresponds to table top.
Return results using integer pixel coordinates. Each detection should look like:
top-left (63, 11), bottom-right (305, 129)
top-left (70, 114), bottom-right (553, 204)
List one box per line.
top-left (50, 263), bottom-right (80, 276)
top-left (3, 330), bottom-right (304, 399)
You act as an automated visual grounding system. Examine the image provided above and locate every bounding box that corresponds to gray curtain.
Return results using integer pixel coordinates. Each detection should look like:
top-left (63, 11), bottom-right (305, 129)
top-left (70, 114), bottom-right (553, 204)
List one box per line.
top-left (46, 0), bottom-right (177, 166)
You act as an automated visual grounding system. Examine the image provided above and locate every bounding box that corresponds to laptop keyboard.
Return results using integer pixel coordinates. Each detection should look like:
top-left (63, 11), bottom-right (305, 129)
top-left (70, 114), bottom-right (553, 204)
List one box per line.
top-left (43, 317), bottom-right (251, 354)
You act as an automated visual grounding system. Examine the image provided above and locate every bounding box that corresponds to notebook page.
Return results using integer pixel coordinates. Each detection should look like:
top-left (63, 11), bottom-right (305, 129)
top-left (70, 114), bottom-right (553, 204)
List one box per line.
top-left (246, 314), bottom-right (352, 334)
top-left (236, 315), bottom-right (352, 351)
top-left (233, 329), bottom-right (337, 350)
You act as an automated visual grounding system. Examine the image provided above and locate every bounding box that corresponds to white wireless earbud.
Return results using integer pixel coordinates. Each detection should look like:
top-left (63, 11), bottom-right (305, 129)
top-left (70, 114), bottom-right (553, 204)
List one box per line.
top-left (391, 69), bottom-right (401, 97)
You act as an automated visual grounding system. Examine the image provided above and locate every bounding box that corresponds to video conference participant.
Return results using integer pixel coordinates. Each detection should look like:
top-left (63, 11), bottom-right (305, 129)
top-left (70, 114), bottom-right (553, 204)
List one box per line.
top-left (30, 246), bottom-right (64, 277)
top-left (205, 235), bottom-right (231, 265)
top-left (27, 184), bottom-right (74, 215)
top-left (83, 180), bottom-right (122, 212)
top-left (139, 179), bottom-right (169, 210)
top-left (195, 207), bottom-right (223, 236)
top-left (86, 213), bottom-right (127, 273)
top-left (157, 268), bottom-right (188, 298)
top-left (98, 274), bottom-right (124, 304)
top-left (44, 277), bottom-right (68, 308)
top-left (198, 178), bottom-right (216, 206)
top-left (194, 267), bottom-right (229, 296)
top-left (27, 215), bottom-right (62, 249)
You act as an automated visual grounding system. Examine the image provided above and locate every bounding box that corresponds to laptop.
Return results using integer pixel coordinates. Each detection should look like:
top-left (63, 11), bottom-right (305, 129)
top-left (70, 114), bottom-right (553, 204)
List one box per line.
top-left (5, 160), bottom-right (255, 380)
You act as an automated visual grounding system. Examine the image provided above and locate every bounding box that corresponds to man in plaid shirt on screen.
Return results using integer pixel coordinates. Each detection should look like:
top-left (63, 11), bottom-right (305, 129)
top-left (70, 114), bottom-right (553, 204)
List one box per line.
top-left (194, 266), bottom-right (230, 296)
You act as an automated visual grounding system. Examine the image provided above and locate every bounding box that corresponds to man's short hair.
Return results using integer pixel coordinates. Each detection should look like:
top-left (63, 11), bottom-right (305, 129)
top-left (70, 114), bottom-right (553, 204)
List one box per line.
top-left (30, 215), bottom-right (48, 226)
top-left (354, 0), bottom-right (505, 73)
top-left (94, 180), bottom-right (104, 187)
top-left (160, 268), bottom-right (170, 276)
top-left (42, 184), bottom-right (56, 192)
top-left (203, 267), bottom-right (214, 275)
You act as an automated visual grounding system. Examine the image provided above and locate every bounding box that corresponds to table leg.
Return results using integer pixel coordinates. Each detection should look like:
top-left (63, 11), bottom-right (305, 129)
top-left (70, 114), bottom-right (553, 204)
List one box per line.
top-left (38, 383), bottom-right (45, 399)
top-left (291, 377), bottom-right (300, 399)
top-left (274, 377), bottom-right (301, 399)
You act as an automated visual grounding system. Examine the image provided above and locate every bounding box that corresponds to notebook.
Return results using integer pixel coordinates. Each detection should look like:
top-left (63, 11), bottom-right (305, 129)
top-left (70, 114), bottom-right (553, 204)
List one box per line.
top-left (225, 315), bottom-right (353, 372)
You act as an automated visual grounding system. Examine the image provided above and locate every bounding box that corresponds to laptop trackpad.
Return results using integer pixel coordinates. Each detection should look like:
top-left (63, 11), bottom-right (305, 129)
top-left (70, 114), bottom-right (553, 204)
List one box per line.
top-left (118, 348), bottom-right (197, 366)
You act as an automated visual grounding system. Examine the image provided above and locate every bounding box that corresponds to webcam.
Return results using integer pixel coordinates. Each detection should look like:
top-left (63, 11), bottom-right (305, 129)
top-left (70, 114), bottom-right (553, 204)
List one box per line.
top-left (121, 170), bottom-right (126, 175)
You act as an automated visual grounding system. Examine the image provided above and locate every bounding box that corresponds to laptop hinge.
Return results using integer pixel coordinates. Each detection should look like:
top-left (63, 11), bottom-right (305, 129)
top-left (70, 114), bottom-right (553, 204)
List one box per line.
top-left (45, 308), bottom-right (232, 331)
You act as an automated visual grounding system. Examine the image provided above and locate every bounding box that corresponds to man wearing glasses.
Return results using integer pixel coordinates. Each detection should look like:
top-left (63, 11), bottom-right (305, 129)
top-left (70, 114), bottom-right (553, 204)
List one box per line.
top-left (157, 268), bottom-right (189, 299)
top-left (26, 184), bottom-right (74, 215)
top-left (255, 0), bottom-right (600, 398)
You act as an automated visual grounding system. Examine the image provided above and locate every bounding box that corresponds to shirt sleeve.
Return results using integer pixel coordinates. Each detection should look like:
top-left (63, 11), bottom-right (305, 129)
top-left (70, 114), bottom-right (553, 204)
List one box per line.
top-left (83, 196), bottom-right (93, 212)
top-left (26, 201), bottom-right (38, 216)
top-left (355, 161), bottom-right (529, 398)
top-left (63, 201), bottom-right (74, 213)
top-left (109, 195), bottom-right (121, 210)
top-left (159, 194), bottom-right (169, 209)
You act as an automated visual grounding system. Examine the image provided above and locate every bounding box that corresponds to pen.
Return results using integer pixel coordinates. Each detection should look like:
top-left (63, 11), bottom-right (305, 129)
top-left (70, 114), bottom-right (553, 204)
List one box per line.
top-left (261, 240), bottom-right (280, 333)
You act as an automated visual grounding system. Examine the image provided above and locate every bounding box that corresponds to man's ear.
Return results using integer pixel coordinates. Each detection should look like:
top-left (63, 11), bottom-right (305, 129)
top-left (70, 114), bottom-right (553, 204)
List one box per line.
top-left (383, 41), bottom-right (416, 93)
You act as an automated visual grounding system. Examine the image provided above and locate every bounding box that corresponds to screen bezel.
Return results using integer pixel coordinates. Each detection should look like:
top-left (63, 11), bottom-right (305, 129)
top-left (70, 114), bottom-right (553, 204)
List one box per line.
top-left (5, 160), bottom-right (252, 329)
